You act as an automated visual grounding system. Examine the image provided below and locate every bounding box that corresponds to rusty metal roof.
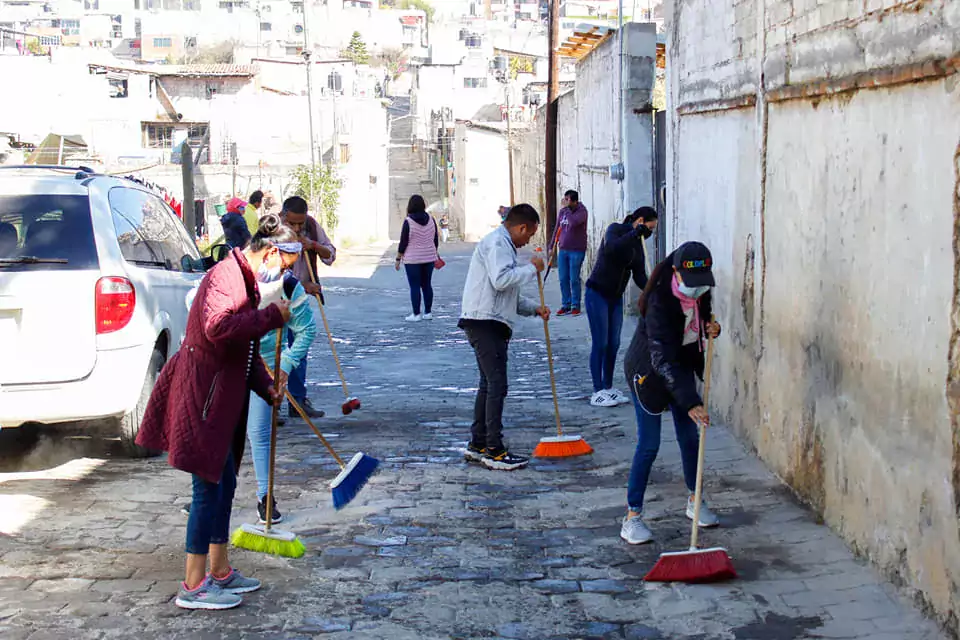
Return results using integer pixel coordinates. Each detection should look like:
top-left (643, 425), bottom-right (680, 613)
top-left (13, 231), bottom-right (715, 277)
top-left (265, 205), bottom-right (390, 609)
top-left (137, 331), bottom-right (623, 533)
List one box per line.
top-left (88, 63), bottom-right (257, 78)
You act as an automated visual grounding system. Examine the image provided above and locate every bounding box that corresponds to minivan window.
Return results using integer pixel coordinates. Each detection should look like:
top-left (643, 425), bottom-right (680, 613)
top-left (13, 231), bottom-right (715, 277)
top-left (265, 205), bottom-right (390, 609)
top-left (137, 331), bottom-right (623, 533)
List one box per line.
top-left (0, 195), bottom-right (98, 271)
top-left (109, 187), bottom-right (201, 272)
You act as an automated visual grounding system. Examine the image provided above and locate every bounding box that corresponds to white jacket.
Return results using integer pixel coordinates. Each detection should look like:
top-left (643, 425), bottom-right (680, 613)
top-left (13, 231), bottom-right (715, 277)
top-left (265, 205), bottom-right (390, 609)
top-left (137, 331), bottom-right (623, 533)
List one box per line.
top-left (459, 225), bottom-right (540, 330)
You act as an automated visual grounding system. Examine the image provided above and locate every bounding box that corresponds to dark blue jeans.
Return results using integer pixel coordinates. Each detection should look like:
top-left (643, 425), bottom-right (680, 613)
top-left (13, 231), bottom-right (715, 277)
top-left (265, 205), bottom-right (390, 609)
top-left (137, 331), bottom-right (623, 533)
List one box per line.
top-left (404, 262), bottom-right (435, 315)
top-left (558, 249), bottom-right (586, 310)
top-left (627, 390), bottom-right (700, 512)
top-left (584, 287), bottom-right (623, 392)
top-left (287, 330), bottom-right (307, 403)
top-left (185, 450), bottom-right (236, 555)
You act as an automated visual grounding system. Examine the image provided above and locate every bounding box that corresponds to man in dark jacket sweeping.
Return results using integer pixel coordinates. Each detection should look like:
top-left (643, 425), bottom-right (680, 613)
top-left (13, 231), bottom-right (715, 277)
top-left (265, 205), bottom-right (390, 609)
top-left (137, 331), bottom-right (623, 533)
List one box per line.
top-left (583, 206), bottom-right (658, 408)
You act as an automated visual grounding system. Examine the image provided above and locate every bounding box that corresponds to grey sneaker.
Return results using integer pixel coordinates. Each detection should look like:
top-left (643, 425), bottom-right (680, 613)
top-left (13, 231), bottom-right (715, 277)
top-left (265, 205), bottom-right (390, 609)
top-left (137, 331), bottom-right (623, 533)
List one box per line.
top-left (606, 388), bottom-right (632, 406)
top-left (209, 568), bottom-right (262, 595)
top-left (175, 579), bottom-right (242, 610)
top-left (686, 496), bottom-right (720, 528)
top-left (620, 514), bottom-right (653, 545)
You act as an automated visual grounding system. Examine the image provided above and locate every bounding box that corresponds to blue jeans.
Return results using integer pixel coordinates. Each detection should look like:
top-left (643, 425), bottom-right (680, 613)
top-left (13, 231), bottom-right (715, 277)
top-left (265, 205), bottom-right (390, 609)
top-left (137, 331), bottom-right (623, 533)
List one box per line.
top-left (287, 329), bottom-right (307, 403)
top-left (185, 450), bottom-right (236, 555)
top-left (404, 262), bottom-right (435, 315)
top-left (627, 391), bottom-right (700, 512)
top-left (558, 249), bottom-right (586, 310)
top-left (246, 391), bottom-right (274, 501)
top-left (584, 287), bottom-right (623, 392)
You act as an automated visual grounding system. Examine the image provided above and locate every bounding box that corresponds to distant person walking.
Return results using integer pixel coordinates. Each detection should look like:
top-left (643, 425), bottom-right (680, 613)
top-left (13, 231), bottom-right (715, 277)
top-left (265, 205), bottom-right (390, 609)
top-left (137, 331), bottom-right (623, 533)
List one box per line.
top-left (439, 212), bottom-right (451, 243)
top-left (554, 190), bottom-right (589, 316)
top-left (220, 197), bottom-right (251, 249)
top-left (395, 195), bottom-right (439, 322)
top-left (584, 207), bottom-right (658, 408)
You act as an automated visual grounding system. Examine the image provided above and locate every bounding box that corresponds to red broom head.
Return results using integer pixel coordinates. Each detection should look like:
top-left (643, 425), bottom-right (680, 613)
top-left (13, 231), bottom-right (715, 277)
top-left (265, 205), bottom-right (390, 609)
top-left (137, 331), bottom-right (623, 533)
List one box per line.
top-left (644, 547), bottom-right (736, 583)
top-left (341, 397), bottom-right (361, 415)
top-left (532, 435), bottom-right (594, 458)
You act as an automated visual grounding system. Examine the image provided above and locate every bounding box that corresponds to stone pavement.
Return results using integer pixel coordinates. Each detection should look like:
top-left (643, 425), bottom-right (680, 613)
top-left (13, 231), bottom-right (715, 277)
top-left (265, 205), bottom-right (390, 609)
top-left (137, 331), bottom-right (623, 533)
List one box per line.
top-left (0, 243), bottom-right (948, 640)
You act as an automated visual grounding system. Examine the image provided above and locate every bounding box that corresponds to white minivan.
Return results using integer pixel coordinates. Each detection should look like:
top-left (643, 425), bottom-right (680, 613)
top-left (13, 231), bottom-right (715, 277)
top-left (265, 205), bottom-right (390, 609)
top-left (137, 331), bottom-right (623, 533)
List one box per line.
top-left (0, 166), bottom-right (208, 455)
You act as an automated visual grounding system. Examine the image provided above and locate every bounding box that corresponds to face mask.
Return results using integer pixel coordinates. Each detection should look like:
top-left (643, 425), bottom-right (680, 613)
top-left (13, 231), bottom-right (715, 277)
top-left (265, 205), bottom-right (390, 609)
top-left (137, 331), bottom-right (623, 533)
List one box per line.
top-left (677, 281), bottom-right (710, 299)
top-left (257, 256), bottom-right (282, 283)
top-left (637, 224), bottom-right (653, 239)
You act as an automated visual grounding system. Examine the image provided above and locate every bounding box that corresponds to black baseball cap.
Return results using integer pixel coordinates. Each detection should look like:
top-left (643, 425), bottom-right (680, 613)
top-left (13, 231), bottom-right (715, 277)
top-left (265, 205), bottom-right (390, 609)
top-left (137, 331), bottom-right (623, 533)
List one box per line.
top-left (673, 241), bottom-right (715, 288)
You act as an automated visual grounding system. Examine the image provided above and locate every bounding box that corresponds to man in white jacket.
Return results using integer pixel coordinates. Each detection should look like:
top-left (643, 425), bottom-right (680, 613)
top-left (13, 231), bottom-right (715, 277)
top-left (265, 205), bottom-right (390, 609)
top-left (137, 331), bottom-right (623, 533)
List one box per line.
top-left (458, 204), bottom-right (551, 471)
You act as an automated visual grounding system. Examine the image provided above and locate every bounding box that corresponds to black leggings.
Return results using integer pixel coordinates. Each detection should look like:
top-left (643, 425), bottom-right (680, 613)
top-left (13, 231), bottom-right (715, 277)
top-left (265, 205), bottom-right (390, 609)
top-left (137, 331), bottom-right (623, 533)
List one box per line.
top-left (404, 262), bottom-right (435, 315)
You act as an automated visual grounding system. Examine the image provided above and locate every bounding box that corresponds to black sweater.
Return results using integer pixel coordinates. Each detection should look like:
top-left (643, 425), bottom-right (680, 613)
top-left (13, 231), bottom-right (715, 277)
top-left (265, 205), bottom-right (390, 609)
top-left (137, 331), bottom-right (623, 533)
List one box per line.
top-left (623, 254), bottom-right (713, 413)
top-left (585, 222), bottom-right (650, 301)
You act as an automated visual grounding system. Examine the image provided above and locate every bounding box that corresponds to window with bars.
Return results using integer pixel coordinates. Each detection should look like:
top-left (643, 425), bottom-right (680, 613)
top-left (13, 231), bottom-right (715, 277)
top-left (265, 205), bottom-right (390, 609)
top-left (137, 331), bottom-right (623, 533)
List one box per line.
top-left (463, 77), bottom-right (487, 89)
top-left (152, 37), bottom-right (172, 48)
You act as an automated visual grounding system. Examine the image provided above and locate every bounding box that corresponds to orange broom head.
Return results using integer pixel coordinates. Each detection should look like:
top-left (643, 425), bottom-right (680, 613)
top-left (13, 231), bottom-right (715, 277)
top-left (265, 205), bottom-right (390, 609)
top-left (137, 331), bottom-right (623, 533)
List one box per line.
top-left (533, 435), bottom-right (593, 458)
top-left (643, 547), bottom-right (736, 583)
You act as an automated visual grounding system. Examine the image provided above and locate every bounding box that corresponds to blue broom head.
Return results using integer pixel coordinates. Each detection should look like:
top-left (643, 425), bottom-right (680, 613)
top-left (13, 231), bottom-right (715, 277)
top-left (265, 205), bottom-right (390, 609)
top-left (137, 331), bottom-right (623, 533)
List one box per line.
top-left (330, 451), bottom-right (379, 510)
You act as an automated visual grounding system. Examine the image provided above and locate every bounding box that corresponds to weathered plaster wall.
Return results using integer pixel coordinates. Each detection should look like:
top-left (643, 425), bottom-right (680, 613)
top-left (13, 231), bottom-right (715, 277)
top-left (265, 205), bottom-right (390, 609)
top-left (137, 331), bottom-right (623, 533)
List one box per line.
top-left (668, 0), bottom-right (960, 630)
top-left (511, 23), bottom-right (657, 268)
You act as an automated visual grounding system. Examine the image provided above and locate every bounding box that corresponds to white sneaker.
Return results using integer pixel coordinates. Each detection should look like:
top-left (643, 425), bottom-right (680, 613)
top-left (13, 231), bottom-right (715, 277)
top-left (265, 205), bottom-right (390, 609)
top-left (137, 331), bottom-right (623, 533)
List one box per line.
top-left (405, 314), bottom-right (422, 322)
top-left (590, 390), bottom-right (618, 408)
top-left (620, 514), bottom-right (653, 545)
top-left (686, 496), bottom-right (720, 528)
top-left (606, 388), bottom-right (631, 406)
top-left (423, 313), bottom-right (434, 320)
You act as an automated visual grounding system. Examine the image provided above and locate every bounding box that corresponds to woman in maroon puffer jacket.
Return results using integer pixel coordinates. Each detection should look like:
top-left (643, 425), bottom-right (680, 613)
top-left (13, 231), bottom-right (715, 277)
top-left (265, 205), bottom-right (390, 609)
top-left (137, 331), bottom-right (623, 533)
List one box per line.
top-left (136, 214), bottom-right (300, 610)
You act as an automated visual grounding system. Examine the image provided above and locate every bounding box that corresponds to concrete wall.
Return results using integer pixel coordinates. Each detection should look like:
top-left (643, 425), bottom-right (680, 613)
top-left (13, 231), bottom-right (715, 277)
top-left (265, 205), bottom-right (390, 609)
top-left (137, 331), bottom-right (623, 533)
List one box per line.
top-left (451, 123), bottom-right (511, 241)
top-left (667, 0), bottom-right (960, 630)
top-left (510, 22), bottom-right (657, 267)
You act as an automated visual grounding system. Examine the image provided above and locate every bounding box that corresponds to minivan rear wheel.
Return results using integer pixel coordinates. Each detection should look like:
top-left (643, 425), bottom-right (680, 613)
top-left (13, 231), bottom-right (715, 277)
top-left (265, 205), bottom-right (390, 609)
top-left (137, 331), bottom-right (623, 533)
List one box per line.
top-left (119, 347), bottom-right (164, 458)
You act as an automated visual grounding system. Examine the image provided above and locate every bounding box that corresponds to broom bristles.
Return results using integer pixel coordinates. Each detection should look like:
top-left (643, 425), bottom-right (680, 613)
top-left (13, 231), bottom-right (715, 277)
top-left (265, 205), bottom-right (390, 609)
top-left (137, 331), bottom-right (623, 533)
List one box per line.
top-left (230, 523), bottom-right (306, 558)
top-left (644, 547), bottom-right (736, 583)
top-left (330, 451), bottom-right (379, 510)
top-left (532, 435), bottom-right (593, 458)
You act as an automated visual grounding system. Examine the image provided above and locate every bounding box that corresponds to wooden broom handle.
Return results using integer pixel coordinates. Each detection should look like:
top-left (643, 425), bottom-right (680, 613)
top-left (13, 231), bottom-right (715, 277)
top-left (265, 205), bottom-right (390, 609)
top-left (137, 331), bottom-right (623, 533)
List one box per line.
top-left (535, 261), bottom-right (563, 437)
top-left (305, 258), bottom-right (351, 399)
top-left (689, 315), bottom-right (715, 550)
top-left (265, 328), bottom-right (283, 533)
top-left (286, 390), bottom-right (346, 469)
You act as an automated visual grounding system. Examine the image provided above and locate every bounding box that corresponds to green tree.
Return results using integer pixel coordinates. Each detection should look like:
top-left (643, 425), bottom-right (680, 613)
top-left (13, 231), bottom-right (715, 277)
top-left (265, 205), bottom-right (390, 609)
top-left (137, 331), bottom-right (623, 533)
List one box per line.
top-left (342, 31), bottom-right (370, 65)
top-left (289, 164), bottom-right (342, 233)
top-left (398, 0), bottom-right (434, 23)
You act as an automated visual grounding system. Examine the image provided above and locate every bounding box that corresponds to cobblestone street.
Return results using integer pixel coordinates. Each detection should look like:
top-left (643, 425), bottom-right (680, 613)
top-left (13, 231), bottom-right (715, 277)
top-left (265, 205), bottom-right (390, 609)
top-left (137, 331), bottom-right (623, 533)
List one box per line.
top-left (0, 239), bottom-right (948, 640)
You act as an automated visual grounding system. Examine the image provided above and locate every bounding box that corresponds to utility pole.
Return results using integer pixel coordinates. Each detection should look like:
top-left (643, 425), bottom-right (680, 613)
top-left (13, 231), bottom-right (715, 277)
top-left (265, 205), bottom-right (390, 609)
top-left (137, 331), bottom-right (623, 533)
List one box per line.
top-left (230, 142), bottom-right (237, 196)
top-left (180, 141), bottom-right (196, 241)
top-left (545, 0), bottom-right (559, 242)
top-left (302, 0), bottom-right (318, 207)
top-left (505, 81), bottom-right (515, 206)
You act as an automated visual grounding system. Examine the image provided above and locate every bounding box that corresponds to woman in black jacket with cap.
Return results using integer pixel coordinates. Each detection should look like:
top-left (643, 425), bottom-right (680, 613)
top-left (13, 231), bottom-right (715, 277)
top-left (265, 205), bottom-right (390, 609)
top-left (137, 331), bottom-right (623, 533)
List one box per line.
top-left (619, 241), bottom-right (722, 545)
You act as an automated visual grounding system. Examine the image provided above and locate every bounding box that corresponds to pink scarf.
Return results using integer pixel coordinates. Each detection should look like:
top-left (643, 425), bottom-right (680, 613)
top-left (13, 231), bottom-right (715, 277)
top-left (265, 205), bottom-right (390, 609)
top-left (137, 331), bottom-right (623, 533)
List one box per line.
top-left (671, 273), bottom-right (702, 350)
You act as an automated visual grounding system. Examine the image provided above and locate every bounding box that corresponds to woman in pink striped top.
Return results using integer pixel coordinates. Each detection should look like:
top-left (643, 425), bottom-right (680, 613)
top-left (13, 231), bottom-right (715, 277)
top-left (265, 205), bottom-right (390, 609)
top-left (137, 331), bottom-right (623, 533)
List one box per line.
top-left (394, 195), bottom-right (440, 322)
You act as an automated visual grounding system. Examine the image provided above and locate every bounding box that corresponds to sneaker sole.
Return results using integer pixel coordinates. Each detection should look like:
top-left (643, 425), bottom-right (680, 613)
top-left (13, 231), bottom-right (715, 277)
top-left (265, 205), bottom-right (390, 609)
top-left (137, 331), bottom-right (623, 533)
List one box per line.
top-left (620, 532), bottom-right (654, 545)
top-left (257, 516), bottom-right (284, 525)
top-left (221, 583), bottom-right (262, 595)
top-left (685, 511), bottom-right (720, 528)
top-left (175, 596), bottom-right (242, 610)
top-left (481, 459), bottom-right (529, 471)
top-left (463, 451), bottom-right (484, 463)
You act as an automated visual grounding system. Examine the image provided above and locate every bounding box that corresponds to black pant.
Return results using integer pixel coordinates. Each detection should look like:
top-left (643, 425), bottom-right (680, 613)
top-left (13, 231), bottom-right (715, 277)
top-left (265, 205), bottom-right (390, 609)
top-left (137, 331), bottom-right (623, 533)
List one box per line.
top-left (462, 320), bottom-right (511, 452)
top-left (404, 262), bottom-right (435, 315)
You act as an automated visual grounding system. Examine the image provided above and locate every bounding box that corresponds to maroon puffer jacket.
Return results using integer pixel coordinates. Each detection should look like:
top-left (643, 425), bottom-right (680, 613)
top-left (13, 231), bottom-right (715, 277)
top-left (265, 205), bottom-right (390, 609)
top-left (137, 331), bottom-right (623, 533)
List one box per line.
top-left (136, 248), bottom-right (286, 483)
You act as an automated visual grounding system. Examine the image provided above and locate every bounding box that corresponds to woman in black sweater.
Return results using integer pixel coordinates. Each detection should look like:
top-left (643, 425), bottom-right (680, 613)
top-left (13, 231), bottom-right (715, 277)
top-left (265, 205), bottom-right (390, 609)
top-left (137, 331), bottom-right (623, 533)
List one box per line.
top-left (583, 207), bottom-right (658, 408)
top-left (619, 241), bottom-right (722, 545)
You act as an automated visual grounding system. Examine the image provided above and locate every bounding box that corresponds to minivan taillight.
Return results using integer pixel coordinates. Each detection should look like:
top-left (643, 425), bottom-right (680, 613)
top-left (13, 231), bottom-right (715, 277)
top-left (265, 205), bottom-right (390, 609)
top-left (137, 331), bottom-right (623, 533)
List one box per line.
top-left (95, 277), bottom-right (136, 334)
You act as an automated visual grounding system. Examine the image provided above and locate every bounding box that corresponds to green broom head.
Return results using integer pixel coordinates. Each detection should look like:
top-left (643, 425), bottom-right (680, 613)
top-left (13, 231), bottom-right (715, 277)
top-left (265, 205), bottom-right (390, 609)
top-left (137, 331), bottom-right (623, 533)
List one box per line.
top-left (231, 523), bottom-right (306, 558)
top-left (331, 451), bottom-right (379, 510)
